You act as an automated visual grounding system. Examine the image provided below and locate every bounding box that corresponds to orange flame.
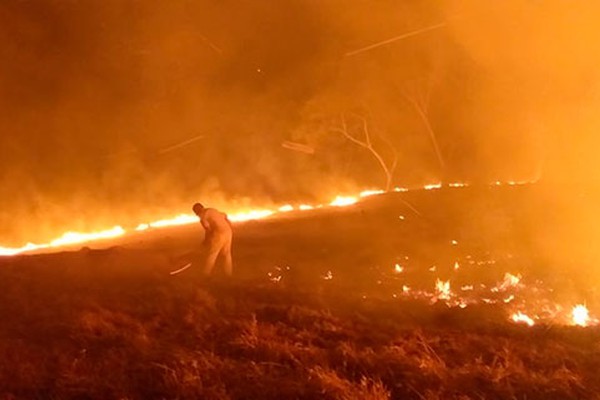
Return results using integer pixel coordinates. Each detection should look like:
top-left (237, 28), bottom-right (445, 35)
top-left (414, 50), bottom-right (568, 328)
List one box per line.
top-left (0, 226), bottom-right (126, 256)
top-left (511, 312), bottom-right (535, 326)
top-left (572, 304), bottom-right (590, 326)
top-left (329, 195), bottom-right (358, 207)
top-left (0, 180), bottom-right (537, 257)
top-left (435, 279), bottom-right (452, 300)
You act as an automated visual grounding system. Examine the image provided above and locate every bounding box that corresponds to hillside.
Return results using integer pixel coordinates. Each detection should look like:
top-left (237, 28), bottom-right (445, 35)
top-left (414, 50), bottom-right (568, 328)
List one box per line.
top-left (1, 184), bottom-right (599, 399)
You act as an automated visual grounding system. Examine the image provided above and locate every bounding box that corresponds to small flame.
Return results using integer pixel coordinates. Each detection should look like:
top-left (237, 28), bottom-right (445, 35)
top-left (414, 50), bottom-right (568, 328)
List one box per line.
top-left (49, 226), bottom-right (126, 247)
top-left (572, 304), bottom-right (589, 327)
top-left (0, 226), bottom-right (126, 256)
top-left (360, 189), bottom-right (385, 198)
top-left (135, 223), bottom-right (150, 231)
top-left (394, 264), bottom-right (404, 273)
top-left (323, 270), bottom-right (334, 280)
top-left (511, 312), bottom-right (535, 326)
top-left (267, 272), bottom-right (282, 283)
top-left (267, 266), bottom-right (288, 283)
top-left (278, 205), bottom-right (294, 212)
top-left (424, 183), bottom-right (442, 190)
top-left (329, 196), bottom-right (358, 207)
top-left (139, 214), bottom-right (197, 229)
top-left (229, 210), bottom-right (275, 221)
top-left (493, 272), bottom-right (522, 292)
top-left (435, 279), bottom-right (451, 300)
top-left (0, 243), bottom-right (40, 256)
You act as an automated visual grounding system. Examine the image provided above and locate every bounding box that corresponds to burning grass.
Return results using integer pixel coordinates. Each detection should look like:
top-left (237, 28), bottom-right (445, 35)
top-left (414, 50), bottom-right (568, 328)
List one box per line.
top-left (1, 184), bottom-right (599, 399)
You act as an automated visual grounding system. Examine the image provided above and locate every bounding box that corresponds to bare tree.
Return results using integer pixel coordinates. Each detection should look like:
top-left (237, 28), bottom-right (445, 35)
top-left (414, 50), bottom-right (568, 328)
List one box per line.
top-left (402, 79), bottom-right (446, 172)
top-left (332, 113), bottom-right (398, 191)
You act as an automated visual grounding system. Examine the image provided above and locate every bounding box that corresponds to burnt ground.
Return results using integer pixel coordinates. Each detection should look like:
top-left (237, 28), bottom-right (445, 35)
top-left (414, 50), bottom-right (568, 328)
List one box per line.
top-left (1, 184), bottom-right (600, 399)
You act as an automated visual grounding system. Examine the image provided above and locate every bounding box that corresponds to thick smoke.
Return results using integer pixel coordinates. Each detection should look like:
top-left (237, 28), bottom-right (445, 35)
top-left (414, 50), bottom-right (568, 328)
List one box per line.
top-left (1, 1), bottom-right (599, 246)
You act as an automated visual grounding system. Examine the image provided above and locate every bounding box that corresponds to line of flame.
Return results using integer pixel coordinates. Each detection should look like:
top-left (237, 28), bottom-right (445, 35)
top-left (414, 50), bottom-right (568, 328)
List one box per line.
top-left (0, 180), bottom-right (535, 257)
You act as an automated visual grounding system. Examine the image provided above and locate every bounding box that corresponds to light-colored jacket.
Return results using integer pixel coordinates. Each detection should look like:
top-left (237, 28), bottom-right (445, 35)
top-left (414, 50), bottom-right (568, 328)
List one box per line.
top-left (200, 208), bottom-right (232, 242)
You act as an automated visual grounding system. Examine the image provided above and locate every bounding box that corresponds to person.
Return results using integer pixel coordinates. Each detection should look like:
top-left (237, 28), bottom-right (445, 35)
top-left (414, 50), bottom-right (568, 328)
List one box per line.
top-left (192, 202), bottom-right (233, 277)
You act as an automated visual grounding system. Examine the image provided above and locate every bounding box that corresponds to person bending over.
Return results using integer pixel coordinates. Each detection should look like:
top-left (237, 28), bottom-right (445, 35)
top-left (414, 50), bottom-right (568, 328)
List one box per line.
top-left (192, 202), bottom-right (233, 277)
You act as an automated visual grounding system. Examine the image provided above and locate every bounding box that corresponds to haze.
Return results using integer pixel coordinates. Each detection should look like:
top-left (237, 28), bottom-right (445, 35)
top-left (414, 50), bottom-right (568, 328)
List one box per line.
top-left (1, 1), bottom-right (599, 247)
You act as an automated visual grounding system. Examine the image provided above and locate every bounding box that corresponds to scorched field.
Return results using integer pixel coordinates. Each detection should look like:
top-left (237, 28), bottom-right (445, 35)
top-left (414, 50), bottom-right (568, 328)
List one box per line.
top-left (1, 184), bottom-right (599, 400)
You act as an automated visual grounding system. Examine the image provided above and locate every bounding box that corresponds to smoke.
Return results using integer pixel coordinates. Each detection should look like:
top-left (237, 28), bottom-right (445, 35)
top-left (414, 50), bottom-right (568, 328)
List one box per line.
top-left (445, 1), bottom-right (600, 182)
top-left (1, 1), bottom-right (599, 246)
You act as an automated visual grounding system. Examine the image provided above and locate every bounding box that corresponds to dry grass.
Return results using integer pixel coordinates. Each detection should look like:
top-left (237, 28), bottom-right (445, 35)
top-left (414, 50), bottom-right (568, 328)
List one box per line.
top-left (1, 185), bottom-right (599, 399)
top-left (0, 268), bottom-right (598, 400)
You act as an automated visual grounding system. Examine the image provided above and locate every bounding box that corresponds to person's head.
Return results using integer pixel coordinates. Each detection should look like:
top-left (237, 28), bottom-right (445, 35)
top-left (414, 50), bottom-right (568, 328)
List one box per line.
top-left (192, 203), bottom-right (205, 216)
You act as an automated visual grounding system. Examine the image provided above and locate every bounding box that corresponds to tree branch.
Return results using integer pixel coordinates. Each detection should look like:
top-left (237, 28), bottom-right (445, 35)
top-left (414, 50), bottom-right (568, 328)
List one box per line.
top-left (403, 91), bottom-right (445, 171)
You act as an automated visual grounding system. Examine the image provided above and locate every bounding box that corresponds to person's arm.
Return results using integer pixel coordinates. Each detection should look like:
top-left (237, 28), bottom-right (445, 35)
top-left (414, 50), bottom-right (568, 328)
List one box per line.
top-left (201, 218), bottom-right (211, 231)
